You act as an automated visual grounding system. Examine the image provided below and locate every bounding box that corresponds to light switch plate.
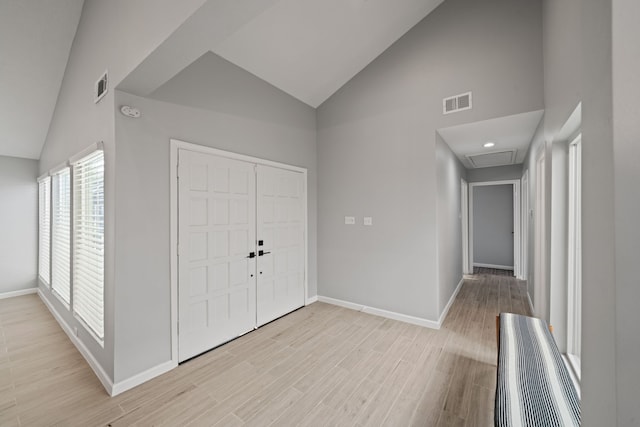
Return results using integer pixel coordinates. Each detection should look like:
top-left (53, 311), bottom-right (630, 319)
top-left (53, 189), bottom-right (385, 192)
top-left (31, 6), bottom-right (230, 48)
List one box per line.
top-left (364, 217), bottom-right (373, 226)
top-left (345, 216), bottom-right (355, 225)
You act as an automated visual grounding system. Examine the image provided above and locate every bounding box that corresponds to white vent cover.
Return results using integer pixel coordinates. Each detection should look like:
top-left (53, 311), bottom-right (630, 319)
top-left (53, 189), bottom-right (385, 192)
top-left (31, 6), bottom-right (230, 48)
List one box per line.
top-left (443, 91), bottom-right (472, 114)
top-left (466, 150), bottom-right (517, 168)
top-left (94, 70), bottom-right (108, 103)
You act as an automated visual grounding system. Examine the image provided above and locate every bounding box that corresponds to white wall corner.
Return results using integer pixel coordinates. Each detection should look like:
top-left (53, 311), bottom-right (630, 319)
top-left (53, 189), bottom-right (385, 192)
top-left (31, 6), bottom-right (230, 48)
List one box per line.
top-left (37, 289), bottom-right (114, 395)
top-left (305, 295), bottom-right (318, 305)
top-left (0, 287), bottom-right (38, 300)
top-left (317, 295), bottom-right (440, 329)
top-left (438, 278), bottom-right (465, 326)
top-left (526, 291), bottom-right (535, 316)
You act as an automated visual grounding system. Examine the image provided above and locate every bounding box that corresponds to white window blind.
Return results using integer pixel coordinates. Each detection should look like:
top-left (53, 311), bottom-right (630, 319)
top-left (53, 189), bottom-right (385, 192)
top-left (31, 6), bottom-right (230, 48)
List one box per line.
top-left (38, 177), bottom-right (51, 284)
top-left (72, 150), bottom-right (104, 340)
top-left (52, 168), bottom-right (71, 304)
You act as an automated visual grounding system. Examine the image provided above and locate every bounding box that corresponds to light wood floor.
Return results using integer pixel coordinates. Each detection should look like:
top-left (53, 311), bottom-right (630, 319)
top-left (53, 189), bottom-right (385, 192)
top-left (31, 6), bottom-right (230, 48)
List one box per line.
top-left (0, 274), bottom-right (530, 426)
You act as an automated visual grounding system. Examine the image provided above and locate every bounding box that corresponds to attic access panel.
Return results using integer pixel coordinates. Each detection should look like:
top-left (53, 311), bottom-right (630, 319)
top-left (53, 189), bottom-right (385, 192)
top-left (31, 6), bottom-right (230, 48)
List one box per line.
top-left (466, 150), bottom-right (517, 168)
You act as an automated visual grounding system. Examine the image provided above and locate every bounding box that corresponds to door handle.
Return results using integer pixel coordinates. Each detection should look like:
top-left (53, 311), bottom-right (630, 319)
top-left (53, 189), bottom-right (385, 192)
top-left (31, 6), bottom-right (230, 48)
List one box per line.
top-left (247, 252), bottom-right (256, 259)
top-left (258, 250), bottom-right (271, 256)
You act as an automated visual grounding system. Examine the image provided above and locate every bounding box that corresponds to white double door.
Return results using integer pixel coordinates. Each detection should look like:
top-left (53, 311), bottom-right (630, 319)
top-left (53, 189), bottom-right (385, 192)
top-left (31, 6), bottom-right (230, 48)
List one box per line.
top-left (178, 149), bottom-right (305, 362)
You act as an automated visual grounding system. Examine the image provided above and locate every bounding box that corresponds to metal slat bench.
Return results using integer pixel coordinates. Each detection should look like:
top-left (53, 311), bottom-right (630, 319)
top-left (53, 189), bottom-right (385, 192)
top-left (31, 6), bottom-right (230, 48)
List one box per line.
top-left (495, 313), bottom-right (581, 426)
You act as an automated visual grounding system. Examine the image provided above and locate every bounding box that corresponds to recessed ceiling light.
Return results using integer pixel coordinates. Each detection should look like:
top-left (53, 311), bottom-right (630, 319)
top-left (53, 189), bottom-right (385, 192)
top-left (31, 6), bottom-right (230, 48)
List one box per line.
top-left (483, 142), bottom-right (495, 148)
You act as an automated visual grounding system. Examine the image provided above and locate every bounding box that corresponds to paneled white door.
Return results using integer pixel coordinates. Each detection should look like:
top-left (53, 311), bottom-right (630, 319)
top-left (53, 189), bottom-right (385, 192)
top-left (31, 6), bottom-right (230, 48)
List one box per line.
top-left (178, 150), bottom-right (257, 362)
top-left (256, 165), bottom-right (305, 326)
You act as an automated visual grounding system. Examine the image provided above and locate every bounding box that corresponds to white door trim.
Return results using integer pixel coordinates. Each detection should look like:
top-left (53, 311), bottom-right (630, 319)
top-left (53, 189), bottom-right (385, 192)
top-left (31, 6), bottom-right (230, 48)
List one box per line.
top-left (461, 179), bottom-right (470, 275)
top-left (521, 170), bottom-right (529, 281)
top-left (468, 179), bottom-right (521, 276)
top-left (533, 149), bottom-right (546, 318)
top-left (170, 139), bottom-right (308, 365)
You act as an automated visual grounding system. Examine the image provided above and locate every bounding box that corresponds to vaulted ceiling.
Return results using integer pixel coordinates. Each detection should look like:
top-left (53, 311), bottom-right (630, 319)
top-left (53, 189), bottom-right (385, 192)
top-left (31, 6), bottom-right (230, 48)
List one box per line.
top-left (2, 0), bottom-right (542, 165)
top-left (2, 0), bottom-right (448, 160)
top-left (0, 0), bottom-right (84, 159)
top-left (119, 0), bottom-right (445, 108)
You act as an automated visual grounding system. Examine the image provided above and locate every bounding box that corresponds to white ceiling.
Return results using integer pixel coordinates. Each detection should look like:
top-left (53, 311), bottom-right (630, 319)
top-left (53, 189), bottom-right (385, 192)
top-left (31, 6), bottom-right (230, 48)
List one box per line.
top-left (0, 0), bottom-right (84, 159)
top-left (437, 110), bottom-right (544, 169)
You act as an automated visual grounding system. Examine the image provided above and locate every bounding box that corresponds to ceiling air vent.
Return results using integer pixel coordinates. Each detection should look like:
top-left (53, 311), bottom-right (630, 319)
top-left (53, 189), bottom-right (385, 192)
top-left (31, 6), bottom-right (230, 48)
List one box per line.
top-left (443, 91), bottom-right (472, 115)
top-left (94, 70), bottom-right (108, 103)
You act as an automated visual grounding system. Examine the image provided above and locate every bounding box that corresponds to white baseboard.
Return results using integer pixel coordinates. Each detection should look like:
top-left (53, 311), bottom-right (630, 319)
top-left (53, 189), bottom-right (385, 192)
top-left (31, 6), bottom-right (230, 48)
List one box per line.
top-left (0, 287), bottom-right (37, 300)
top-left (438, 278), bottom-right (465, 326)
top-left (37, 289), bottom-right (114, 395)
top-left (305, 295), bottom-right (318, 305)
top-left (473, 263), bottom-right (514, 270)
top-left (317, 296), bottom-right (440, 329)
top-left (111, 360), bottom-right (177, 397)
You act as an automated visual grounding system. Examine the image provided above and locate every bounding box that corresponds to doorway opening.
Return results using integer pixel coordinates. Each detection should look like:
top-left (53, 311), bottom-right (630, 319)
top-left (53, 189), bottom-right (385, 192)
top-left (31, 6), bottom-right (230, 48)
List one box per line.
top-left (468, 180), bottom-right (521, 277)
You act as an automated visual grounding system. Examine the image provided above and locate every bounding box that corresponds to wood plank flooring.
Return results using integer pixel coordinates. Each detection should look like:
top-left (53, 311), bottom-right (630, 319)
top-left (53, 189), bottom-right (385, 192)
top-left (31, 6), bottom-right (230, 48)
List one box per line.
top-left (0, 273), bottom-right (530, 426)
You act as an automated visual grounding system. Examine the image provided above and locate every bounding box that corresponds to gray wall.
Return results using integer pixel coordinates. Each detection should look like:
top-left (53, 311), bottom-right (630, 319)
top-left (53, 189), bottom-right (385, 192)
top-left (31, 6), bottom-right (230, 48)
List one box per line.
top-left (317, 0), bottom-right (543, 321)
top-left (436, 135), bottom-right (467, 314)
top-left (467, 164), bottom-right (523, 183)
top-left (549, 141), bottom-right (568, 352)
top-left (538, 0), bottom-right (640, 424)
top-left (522, 0), bottom-right (583, 324)
top-left (37, 0), bottom-right (208, 383)
top-left (472, 184), bottom-right (514, 268)
top-left (522, 117), bottom-right (545, 308)
top-left (611, 0), bottom-right (640, 424)
top-left (539, 0), bottom-right (582, 332)
top-left (582, 0), bottom-right (617, 423)
top-left (542, 0), bottom-right (582, 141)
top-left (113, 53), bottom-right (316, 382)
top-left (0, 156), bottom-right (38, 294)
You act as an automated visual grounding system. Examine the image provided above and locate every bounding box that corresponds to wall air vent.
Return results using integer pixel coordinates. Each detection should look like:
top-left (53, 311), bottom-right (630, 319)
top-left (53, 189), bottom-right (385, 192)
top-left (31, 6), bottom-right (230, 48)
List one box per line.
top-left (94, 70), bottom-right (108, 104)
top-left (443, 91), bottom-right (472, 114)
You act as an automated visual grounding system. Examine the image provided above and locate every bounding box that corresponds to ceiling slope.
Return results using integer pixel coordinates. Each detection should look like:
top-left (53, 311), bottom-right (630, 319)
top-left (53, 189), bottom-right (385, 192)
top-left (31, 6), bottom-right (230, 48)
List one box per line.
top-left (119, 0), bottom-right (445, 108)
top-left (0, 0), bottom-right (84, 159)
top-left (213, 0), bottom-right (445, 107)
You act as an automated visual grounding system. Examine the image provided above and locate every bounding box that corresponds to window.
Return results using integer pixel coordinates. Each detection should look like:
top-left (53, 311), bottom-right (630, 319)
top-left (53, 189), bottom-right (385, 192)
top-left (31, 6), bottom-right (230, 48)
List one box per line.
top-left (38, 177), bottom-right (51, 284)
top-left (72, 150), bottom-right (105, 341)
top-left (52, 168), bottom-right (71, 304)
top-left (567, 134), bottom-right (582, 378)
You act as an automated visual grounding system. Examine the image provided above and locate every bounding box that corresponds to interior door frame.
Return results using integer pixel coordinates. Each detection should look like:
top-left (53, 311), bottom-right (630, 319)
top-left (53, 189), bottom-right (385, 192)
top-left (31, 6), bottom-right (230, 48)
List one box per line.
top-left (468, 179), bottom-right (521, 276)
top-left (533, 149), bottom-right (546, 318)
top-left (520, 170), bottom-right (529, 281)
top-left (170, 139), bottom-right (308, 365)
top-left (461, 179), bottom-right (470, 275)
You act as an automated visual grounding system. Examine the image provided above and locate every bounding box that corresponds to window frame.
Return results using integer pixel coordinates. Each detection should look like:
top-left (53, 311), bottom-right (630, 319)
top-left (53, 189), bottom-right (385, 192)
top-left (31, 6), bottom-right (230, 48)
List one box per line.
top-left (37, 143), bottom-right (105, 347)
top-left (38, 175), bottom-right (52, 286)
top-left (71, 148), bottom-right (105, 344)
top-left (567, 134), bottom-right (582, 379)
top-left (51, 166), bottom-right (72, 307)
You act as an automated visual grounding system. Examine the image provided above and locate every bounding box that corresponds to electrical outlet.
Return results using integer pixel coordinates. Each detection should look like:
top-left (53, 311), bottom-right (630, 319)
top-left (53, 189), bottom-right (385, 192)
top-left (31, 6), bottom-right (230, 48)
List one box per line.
top-left (345, 216), bottom-right (355, 225)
